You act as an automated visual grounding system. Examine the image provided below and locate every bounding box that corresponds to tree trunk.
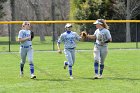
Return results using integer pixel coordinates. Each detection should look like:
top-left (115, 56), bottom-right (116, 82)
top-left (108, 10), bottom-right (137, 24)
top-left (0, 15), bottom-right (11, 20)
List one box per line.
top-left (28, 0), bottom-right (45, 41)
top-left (51, 0), bottom-right (57, 41)
top-left (126, 0), bottom-right (131, 42)
top-left (10, 0), bottom-right (16, 42)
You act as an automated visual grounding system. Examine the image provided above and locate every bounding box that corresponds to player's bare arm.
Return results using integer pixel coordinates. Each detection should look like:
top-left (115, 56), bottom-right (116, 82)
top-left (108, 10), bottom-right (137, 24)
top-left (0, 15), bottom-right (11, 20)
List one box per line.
top-left (57, 43), bottom-right (62, 54)
top-left (87, 35), bottom-right (96, 39)
top-left (17, 36), bottom-right (31, 42)
top-left (80, 31), bottom-right (96, 40)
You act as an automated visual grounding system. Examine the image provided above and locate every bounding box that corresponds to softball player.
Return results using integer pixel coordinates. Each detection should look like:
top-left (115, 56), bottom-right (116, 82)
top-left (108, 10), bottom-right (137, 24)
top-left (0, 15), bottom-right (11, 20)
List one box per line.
top-left (17, 21), bottom-right (36, 79)
top-left (87, 19), bottom-right (112, 79)
top-left (57, 23), bottom-right (81, 79)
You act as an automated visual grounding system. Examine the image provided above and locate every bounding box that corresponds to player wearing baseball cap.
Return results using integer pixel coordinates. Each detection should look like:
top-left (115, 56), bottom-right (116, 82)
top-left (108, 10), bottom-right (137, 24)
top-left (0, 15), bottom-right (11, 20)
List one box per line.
top-left (57, 23), bottom-right (81, 79)
top-left (86, 19), bottom-right (112, 79)
top-left (17, 21), bottom-right (36, 79)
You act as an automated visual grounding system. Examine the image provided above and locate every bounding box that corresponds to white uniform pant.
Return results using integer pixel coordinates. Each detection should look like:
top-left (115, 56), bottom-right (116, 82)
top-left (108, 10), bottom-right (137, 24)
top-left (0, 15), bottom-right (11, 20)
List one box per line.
top-left (93, 45), bottom-right (108, 64)
top-left (64, 48), bottom-right (75, 66)
top-left (20, 46), bottom-right (33, 65)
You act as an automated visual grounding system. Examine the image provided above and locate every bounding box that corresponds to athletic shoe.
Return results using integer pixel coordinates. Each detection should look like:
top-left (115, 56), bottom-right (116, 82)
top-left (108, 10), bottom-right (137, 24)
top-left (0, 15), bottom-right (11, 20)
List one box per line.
top-left (30, 74), bottom-right (36, 79)
top-left (94, 74), bottom-right (98, 79)
top-left (20, 71), bottom-right (24, 77)
top-left (98, 75), bottom-right (102, 79)
top-left (64, 61), bottom-right (68, 69)
top-left (70, 76), bottom-right (74, 79)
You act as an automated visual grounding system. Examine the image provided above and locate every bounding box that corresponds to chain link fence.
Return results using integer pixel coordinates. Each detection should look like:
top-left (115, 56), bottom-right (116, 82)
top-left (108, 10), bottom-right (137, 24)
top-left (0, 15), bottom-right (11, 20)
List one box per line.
top-left (0, 20), bottom-right (139, 52)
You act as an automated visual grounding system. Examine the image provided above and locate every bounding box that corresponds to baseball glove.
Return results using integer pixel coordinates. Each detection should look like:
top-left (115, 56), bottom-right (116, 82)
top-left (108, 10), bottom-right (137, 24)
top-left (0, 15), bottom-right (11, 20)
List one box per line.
top-left (31, 31), bottom-right (34, 41)
top-left (104, 39), bottom-right (110, 43)
top-left (81, 31), bottom-right (87, 39)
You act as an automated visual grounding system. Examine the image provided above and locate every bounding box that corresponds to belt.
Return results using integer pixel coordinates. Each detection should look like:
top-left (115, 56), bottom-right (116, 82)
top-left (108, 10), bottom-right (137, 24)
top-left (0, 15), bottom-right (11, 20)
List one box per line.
top-left (94, 43), bottom-right (103, 46)
top-left (65, 48), bottom-right (75, 49)
top-left (21, 45), bottom-right (32, 48)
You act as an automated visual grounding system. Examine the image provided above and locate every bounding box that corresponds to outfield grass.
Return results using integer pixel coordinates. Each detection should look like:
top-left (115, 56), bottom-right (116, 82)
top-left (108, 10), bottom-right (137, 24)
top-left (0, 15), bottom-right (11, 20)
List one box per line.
top-left (0, 36), bottom-right (139, 52)
top-left (0, 49), bottom-right (140, 93)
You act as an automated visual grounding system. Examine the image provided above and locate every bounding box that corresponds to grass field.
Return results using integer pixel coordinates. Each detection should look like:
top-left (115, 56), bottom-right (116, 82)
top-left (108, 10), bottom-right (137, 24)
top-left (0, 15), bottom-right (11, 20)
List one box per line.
top-left (0, 36), bottom-right (140, 93)
top-left (0, 36), bottom-right (139, 52)
top-left (0, 49), bottom-right (140, 93)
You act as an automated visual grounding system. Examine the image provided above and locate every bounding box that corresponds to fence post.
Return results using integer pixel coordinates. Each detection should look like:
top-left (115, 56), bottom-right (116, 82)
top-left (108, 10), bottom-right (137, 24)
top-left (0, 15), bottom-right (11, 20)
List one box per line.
top-left (52, 0), bottom-right (55, 51)
top-left (8, 24), bottom-right (11, 52)
top-left (136, 23), bottom-right (138, 48)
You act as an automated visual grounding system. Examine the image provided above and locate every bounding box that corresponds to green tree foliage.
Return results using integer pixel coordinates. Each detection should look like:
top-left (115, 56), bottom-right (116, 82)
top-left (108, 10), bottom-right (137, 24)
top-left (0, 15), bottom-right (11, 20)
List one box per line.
top-left (73, 0), bottom-right (116, 20)
top-left (0, 0), bottom-right (7, 18)
top-left (71, 0), bottom-right (116, 32)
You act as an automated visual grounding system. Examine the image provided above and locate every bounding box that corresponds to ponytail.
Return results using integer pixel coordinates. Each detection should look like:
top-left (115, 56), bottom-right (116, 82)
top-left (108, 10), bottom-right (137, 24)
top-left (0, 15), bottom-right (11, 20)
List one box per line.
top-left (98, 19), bottom-right (109, 29)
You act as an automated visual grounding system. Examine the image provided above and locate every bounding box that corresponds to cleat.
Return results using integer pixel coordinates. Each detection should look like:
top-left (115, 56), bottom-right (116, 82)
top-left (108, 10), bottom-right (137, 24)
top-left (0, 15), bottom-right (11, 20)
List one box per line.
top-left (64, 61), bottom-right (68, 69)
top-left (30, 74), bottom-right (36, 79)
top-left (94, 74), bottom-right (98, 79)
top-left (70, 76), bottom-right (74, 79)
top-left (20, 71), bottom-right (24, 77)
top-left (98, 75), bottom-right (102, 79)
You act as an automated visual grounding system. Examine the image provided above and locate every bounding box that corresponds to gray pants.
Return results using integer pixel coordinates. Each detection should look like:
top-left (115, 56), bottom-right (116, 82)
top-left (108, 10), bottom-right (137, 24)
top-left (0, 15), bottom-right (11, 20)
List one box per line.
top-left (20, 46), bottom-right (33, 65)
top-left (64, 48), bottom-right (75, 66)
top-left (93, 44), bottom-right (108, 65)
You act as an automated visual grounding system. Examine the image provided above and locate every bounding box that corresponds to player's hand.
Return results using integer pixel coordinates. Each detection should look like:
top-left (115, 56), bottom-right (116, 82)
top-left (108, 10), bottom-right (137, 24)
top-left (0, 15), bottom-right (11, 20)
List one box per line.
top-left (58, 50), bottom-right (62, 54)
top-left (80, 31), bottom-right (87, 39)
top-left (26, 36), bottom-right (31, 40)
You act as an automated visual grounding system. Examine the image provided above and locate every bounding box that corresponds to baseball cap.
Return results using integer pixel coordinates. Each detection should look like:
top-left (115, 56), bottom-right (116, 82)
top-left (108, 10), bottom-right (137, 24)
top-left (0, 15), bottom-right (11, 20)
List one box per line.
top-left (93, 19), bottom-right (103, 24)
top-left (22, 21), bottom-right (30, 26)
top-left (65, 23), bottom-right (72, 28)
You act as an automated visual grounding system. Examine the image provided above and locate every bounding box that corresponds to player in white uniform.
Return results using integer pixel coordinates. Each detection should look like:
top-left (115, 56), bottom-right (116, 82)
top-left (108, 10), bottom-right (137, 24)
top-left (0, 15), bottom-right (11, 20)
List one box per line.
top-left (17, 21), bottom-right (36, 79)
top-left (87, 19), bottom-right (112, 79)
top-left (57, 23), bottom-right (81, 79)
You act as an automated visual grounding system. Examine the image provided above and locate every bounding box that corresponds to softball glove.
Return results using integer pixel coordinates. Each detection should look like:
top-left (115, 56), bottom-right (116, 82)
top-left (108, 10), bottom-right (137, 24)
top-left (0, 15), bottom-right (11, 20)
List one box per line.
top-left (81, 31), bottom-right (87, 39)
top-left (31, 31), bottom-right (34, 41)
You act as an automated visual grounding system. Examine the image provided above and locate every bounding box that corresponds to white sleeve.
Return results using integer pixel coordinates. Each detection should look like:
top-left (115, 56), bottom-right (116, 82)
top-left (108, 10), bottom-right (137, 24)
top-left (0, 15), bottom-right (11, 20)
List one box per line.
top-left (93, 29), bottom-right (97, 36)
top-left (106, 30), bottom-right (112, 39)
top-left (75, 32), bottom-right (81, 41)
top-left (57, 34), bottom-right (64, 44)
top-left (18, 30), bottom-right (23, 39)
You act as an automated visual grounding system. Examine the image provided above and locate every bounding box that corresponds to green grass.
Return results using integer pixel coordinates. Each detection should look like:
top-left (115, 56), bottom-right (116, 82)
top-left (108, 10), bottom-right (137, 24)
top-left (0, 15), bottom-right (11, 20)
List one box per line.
top-left (0, 36), bottom-right (140, 93)
top-left (0, 36), bottom-right (140, 52)
top-left (0, 49), bottom-right (140, 93)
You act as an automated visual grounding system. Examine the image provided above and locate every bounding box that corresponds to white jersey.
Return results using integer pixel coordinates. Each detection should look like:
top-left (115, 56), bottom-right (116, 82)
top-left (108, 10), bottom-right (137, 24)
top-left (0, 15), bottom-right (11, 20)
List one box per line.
top-left (58, 31), bottom-right (81, 49)
top-left (18, 29), bottom-right (32, 46)
top-left (94, 28), bottom-right (111, 46)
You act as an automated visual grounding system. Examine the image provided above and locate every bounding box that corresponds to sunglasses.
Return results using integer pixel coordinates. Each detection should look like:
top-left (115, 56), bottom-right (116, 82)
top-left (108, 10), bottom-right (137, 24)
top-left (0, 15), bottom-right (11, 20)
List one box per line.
top-left (67, 26), bottom-right (72, 28)
top-left (25, 23), bottom-right (30, 25)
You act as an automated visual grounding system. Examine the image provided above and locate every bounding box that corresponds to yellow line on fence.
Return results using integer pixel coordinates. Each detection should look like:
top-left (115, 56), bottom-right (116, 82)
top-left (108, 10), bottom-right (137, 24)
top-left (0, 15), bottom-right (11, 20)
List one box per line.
top-left (0, 20), bottom-right (140, 24)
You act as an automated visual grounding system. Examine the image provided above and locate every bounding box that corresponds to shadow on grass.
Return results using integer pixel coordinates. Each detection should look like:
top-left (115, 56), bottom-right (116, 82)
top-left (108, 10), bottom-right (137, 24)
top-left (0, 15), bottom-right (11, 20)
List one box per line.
top-left (35, 78), bottom-right (69, 82)
top-left (107, 77), bottom-right (140, 81)
top-left (75, 75), bottom-right (140, 81)
top-left (81, 77), bottom-right (94, 80)
top-left (0, 41), bottom-right (19, 45)
top-left (79, 77), bottom-right (105, 80)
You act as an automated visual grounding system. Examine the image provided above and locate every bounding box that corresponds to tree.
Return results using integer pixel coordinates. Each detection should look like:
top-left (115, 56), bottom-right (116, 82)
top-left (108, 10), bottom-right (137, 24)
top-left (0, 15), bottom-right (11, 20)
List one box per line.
top-left (0, 0), bottom-right (7, 18)
top-left (112, 0), bottom-right (140, 42)
top-left (71, 0), bottom-right (116, 33)
top-left (27, 0), bottom-right (45, 41)
top-left (126, 0), bottom-right (131, 42)
top-left (10, 0), bottom-right (16, 42)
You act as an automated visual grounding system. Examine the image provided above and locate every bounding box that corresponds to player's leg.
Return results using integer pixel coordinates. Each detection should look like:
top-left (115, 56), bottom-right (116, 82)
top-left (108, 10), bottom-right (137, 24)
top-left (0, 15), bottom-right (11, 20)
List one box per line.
top-left (93, 45), bottom-right (100, 78)
top-left (99, 46), bottom-right (108, 78)
top-left (64, 49), bottom-right (73, 78)
top-left (27, 48), bottom-right (36, 79)
top-left (69, 49), bottom-right (75, 79)
top-left (20, 47), bottom-right (27, 76)
top-left (63, 49), bottom-right (69, 69)
top-left (64, 49), bottom-right (74, 66)
top-left (71, 49), bottom-right (75, 65)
